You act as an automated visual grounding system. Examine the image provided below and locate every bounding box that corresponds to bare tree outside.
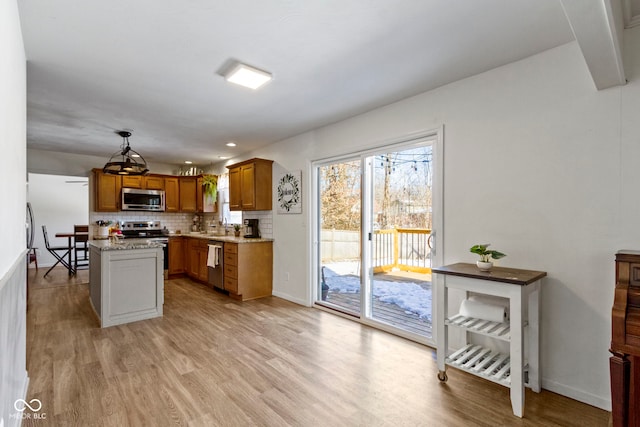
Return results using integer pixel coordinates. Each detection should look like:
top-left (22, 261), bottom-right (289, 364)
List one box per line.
top-left (319, 147), bottom-right (432, 232)
top-left (319, 160), bottom-right (361, 231)
top-left (374, 146), bottom-right (432, 230)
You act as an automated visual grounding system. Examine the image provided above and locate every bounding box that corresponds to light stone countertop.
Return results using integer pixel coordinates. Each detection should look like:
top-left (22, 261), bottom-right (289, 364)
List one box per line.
top-left (169, 233), bottom-right (274, 244)
top-left (88, 238), bottom-right (165, 251)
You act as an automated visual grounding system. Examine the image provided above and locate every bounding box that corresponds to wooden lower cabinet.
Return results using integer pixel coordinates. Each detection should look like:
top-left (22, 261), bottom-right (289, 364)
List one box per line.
top-left (223, 242), bottom-right (272, 301)
top-left (168, 237), bottom-right (184, 276)
top-left (180, 237), bottom-right (272, 300)
top-left (185, 237), bottom-right (208, 282)
top-left (223, 244), bottom-right (238, 294)
top-left (198, 244), bottom-right (208, 282)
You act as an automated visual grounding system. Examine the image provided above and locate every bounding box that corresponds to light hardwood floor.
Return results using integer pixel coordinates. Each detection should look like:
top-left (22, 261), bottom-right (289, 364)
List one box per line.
top-left (24, 266), bottom-right (610, 426)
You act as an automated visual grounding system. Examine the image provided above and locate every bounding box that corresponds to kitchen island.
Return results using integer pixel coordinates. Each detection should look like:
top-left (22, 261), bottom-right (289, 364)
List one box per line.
top-left (89, 239), bottom-right (164, 328)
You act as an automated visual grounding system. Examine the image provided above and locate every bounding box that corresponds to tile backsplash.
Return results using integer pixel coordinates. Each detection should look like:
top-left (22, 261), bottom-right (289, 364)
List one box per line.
top-left (243, 210), bottom-right (273, 238)
top-left (90, 212), bottom-right (194, 234)
top-left (89, 210), bottom-right (273, 238)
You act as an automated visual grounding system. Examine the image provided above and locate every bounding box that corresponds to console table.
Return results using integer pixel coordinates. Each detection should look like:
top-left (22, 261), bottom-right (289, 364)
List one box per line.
top-left (432, 262), bottom-right (547, 417)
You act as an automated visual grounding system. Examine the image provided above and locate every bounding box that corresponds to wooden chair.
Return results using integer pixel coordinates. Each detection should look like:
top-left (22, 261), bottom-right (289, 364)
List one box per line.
top-left (74, 225), bottom-right (89, 272)
top-left (42, 225), bottom-right (72, 277)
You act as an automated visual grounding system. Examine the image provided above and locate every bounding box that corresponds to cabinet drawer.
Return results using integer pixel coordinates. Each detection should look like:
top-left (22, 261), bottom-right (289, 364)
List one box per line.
top-left (224, 252), bottom-right (237, 266)
top-left (224, 264), bottom-right (238, 279)
top-left (225, 244), bottom-right (238, 254)
top-left (224, 276), bottom-right (238, 294)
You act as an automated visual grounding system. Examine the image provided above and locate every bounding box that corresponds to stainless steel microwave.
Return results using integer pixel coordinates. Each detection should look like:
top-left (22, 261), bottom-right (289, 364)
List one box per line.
top-left (122, 188), bottom-right (165, 211)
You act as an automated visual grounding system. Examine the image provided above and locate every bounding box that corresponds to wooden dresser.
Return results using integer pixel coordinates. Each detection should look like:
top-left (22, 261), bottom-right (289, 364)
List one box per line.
top-left (611, 250), bottom-right (640, 427)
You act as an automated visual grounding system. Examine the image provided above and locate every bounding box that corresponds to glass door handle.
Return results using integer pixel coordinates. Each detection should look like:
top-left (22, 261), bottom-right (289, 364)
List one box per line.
top-left (428, 233), bottom-right (434, 250)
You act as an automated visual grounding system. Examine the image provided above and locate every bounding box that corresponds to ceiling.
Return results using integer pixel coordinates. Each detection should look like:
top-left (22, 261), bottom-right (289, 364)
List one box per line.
top-left (16, 1), bottom-right (611, 167)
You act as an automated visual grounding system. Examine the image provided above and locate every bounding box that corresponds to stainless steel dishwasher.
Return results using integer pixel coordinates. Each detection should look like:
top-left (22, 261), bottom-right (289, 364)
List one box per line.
top-left (207, 241), bottom-right (224, 289)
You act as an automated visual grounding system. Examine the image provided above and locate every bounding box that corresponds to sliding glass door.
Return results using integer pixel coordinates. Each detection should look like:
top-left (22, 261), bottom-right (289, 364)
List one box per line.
top-left (314, 130), bottom-right (442, 341)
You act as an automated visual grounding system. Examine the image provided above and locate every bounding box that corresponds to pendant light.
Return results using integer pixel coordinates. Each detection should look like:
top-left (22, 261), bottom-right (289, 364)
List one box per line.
top-left (103, 130), bottom-right (149, 175)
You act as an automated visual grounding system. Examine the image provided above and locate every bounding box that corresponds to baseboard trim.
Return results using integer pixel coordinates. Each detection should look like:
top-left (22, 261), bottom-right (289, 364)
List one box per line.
top-left (542, 377), bottom-right (611, 411)
top-left (271, 290), bottom-right (310, 307)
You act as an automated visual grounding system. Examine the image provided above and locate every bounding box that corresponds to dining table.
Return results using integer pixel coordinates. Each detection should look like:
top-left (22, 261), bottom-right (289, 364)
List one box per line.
top-left (55, 230), bottom-right (89, 275)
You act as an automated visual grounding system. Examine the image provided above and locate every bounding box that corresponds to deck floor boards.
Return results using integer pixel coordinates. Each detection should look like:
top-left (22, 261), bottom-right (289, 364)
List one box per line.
top-left (321, 271), bottom-right (432, 337)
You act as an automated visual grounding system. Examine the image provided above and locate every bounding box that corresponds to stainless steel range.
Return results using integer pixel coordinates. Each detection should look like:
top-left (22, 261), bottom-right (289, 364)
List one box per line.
top-left (120, 220), bottom-right (166, 238)
top-left (120, 221), bottom-right (168, 270)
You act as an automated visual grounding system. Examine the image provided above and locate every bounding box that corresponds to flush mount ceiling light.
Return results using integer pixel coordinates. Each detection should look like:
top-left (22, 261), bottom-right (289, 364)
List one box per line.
top-left (103, 130), bottom-right (149, 176)
top-left (224, 62), bottom-right (272, 90)
top-left (226, 142), bottom-right (236, 147)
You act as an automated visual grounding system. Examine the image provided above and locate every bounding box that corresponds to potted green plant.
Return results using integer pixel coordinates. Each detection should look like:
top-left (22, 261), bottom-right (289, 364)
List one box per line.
top-left (470, 244), bottom-right (506, 271)
top-left (201, 174), bottom-right (217, 203)
top-left (233, 224), bottom-right (241, 237)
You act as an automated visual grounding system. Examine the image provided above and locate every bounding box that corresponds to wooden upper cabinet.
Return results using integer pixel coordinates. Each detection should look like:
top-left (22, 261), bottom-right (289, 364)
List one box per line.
top-left (121, 174), bottom-right (165, 190)
top-left (228, 167), bottom-right (242, 210)
top-left (165, 177), bottom-right (179, 212)
top-left (197, 175), bottom-right (217, 213)
top-left (121, 175), bottom-right (143, 188)
top-left (240, 164), bottom-right (256, 210)
top-left (226, 158), bottom-right (273, 211)
top-left (179, 177), bottom-right (197, 212)
top-left (145, 175), bottom-right (165, 190)
top-left (93, 169), bottom-right (121, 212)
top-left (92, 171), bottom-right (214, 213)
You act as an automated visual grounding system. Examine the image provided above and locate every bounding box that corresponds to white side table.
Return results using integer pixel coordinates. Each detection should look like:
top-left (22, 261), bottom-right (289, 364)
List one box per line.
top-left (432, 263), bottom-right (546, 417)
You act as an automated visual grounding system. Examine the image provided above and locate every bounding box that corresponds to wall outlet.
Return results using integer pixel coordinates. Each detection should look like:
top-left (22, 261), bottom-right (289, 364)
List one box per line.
top-left (285, 272), bottom-right (290, 282)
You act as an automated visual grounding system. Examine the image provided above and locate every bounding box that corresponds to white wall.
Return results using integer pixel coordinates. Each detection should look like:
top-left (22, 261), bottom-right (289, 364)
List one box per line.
top-left (216, 34), bottom-right (640, 410)
top-left (0, 0), bottom-right (28, 425)
top-left (28, 173), bottom-right (89, 267)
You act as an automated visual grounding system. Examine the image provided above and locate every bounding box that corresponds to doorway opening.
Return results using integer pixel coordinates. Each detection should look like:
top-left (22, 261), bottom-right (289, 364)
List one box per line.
top-left (27, 173), bottom-right (89, 269)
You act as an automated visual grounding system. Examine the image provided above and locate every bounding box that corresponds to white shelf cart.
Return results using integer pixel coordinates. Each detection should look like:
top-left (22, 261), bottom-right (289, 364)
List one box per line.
top-left (432, 263), bottom-right (546, 418)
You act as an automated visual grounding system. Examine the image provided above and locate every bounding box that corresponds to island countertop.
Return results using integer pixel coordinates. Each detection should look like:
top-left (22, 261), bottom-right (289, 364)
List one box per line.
top-left (89, 238), bottom-right (165, 251)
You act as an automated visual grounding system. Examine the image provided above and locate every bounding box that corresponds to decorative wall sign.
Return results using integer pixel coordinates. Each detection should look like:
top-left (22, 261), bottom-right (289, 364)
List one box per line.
top-left (277, 170), bottom-right (302, 214)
